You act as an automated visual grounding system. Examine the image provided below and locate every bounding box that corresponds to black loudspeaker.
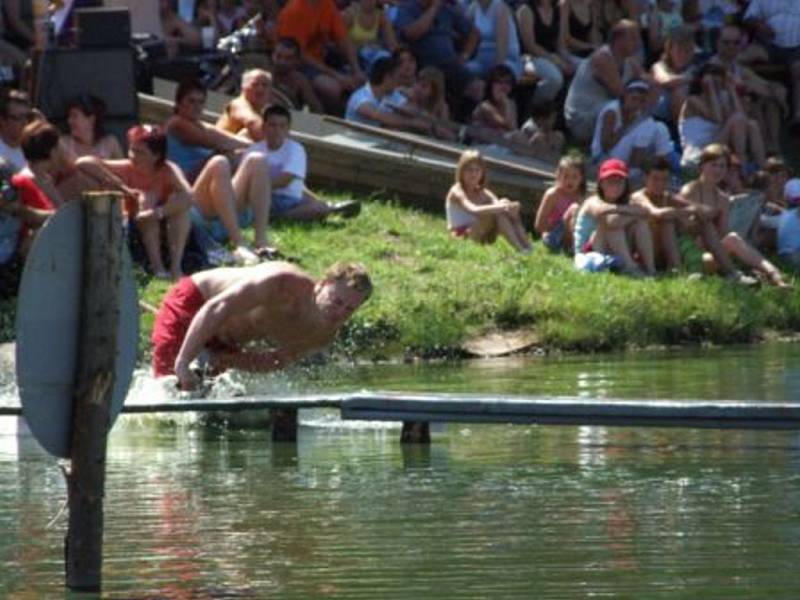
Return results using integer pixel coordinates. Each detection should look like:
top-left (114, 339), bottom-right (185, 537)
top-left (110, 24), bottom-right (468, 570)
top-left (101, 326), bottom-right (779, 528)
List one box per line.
top-left (75, 7), bottom-right (132, 49)
top-left (35, 47), bottom-right (139, 149)
top-left (35, 47), bottom-right (138, 119)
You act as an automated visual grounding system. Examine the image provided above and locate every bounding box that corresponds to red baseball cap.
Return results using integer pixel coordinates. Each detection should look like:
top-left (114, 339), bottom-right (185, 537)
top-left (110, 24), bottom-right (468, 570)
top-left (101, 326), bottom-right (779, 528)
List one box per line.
top-left (598, 158), bottom-right (629, 181)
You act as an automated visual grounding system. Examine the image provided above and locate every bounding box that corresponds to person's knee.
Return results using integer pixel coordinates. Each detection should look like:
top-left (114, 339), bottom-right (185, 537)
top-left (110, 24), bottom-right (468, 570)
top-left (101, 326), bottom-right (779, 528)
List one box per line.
top-left (722, 231), bottom-right (741, 250)
top-left (206, 155), bottom-right (231, 177)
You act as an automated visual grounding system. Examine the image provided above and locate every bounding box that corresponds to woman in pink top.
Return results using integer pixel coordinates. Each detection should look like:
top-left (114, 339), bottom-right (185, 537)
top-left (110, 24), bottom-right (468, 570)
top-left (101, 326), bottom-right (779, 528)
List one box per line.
top-left (77, 125), bottom-right (192, 281)
top-left (535, 154), bottom-right (585, 252)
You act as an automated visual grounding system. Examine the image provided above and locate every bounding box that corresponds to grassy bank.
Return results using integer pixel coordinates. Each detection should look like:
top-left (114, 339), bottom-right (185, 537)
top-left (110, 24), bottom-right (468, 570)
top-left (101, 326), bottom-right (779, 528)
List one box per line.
top-left (4, 194), bottom-right (800, 360)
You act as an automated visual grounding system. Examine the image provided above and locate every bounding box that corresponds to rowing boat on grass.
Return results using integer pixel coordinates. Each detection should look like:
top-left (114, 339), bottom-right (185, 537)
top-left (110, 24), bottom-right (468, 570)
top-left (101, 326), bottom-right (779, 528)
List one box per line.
top-left (138, 79), bottom-right (557, 215)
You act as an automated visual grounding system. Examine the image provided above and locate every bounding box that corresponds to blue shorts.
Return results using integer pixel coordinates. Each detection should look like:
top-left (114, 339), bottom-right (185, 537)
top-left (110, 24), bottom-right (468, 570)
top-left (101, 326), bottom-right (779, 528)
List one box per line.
top-left (542, 221), bottom-right (566, 252)
top-left (191, 206), bottom-right (253, 244)
top-left (271, 192), bottom-right (304, 217)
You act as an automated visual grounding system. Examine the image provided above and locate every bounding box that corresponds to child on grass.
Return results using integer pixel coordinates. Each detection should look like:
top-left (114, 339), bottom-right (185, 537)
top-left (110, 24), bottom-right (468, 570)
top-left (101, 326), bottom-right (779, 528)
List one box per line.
top-left (573, 158), bottom-right (656, 276)
top-left (535, 154), bottom-right (585, 253)
top-left (446, 149), bottom-right (532, 253)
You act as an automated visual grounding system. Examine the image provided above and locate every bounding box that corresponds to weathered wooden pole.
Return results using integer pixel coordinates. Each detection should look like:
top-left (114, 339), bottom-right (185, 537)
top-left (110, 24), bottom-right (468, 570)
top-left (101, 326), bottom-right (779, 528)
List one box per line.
top-left (65, 192), bottom-right (122, 592)
top-left (400, 421), bottom-right (430, 444)
top-left (271, 408), bottom-right (298, 442)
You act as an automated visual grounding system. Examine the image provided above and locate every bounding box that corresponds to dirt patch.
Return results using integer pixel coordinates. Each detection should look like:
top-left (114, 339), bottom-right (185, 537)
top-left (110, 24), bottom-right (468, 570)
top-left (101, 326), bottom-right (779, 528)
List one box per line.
top-left (461, 329), bottom-right (541, 357)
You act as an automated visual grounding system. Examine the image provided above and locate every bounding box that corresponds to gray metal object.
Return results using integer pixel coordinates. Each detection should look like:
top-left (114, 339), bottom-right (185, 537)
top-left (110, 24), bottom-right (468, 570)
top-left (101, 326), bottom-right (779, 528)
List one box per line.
top-left (15, 202), bottom-right (138, 458)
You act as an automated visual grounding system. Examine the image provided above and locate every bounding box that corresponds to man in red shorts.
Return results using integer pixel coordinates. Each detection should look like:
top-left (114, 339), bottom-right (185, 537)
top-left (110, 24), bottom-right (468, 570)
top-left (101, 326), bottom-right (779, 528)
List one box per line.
top-left (152, 260), bottom-right (372, 390)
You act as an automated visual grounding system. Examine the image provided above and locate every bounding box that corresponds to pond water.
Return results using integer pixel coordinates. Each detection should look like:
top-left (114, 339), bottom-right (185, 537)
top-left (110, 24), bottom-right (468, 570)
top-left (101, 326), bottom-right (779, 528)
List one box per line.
top-left (1, 344), bottom-right (800, 598)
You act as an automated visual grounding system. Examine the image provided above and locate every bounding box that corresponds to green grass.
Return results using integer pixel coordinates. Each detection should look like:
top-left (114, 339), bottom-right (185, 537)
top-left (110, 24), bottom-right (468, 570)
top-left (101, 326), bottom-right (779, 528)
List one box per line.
top-left (5, 193), bottom-right (800, 362)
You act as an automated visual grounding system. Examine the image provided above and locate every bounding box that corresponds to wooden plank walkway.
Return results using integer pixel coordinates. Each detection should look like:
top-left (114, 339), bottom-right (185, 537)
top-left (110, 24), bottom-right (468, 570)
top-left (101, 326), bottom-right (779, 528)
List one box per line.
top-left (2, 392), bottom-right (800, 430)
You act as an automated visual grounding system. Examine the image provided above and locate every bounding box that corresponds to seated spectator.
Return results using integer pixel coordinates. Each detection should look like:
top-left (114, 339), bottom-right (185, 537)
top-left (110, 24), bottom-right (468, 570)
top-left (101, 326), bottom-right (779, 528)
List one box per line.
top-left (678, 63), bottom-right (766, 171)
top-left (591, 79), bottom-right (675, 175)
top-left (270, 37), bottom-right (326, 113)
top-left (392, 45), bottom-right (419, 88)
top-left (61, 95), bottom-right (124, 161)
top-left (214, 0), bottom-right (248, 36)
top-left (534, 154), bottom-right (585, 253)
top-left (250, 105), bottom-right (360, 220)
top-left (564, 19), bottom-right (642, 145)
top-left (445, 149), bottom-right (532, 253)
top-left (465, 0), bottom-right (523, 78)
top-left (276, 0), bottom-right (365, 114)
top-left (383, 65), bottom-right (457, 141)
top-left (689, 0), bottom-right (741, 55)
top-left (471, 64), bottom-right (527, 145)
top-left (216, 69), bottom-right (273, 141)
top-left (679, 143), bottom-right (787, 286)
top-left (646, 0), bottom-right (687, 58)
top-left (600, 0), bottom-right (641, 40)
top-left (744, 0), bottom-right (800, 128)
top-left (343, 0), bottom-right (398, 69)
top-left (515, 0), bottom-right (572, 106)
top-left (1, 0), bottom-right (34, 50)
top-left (345, 56), bottom-right (432, 134)
top-left (165, 79), bottom-right (272, 262)
top-left (0, 159), bottom-right (53, 297)
top-left (76, 125), bottom-right (193, 280)
top-left (559, 0), bottom-right (602, 63)
top-left (765, 178), bottom-right (800, 270)
top-left (160, 0), bottom-right (204, 57)
top-left (573, 158), bottom-right (655, 276)
top-left (651, 25), bottom-right (696, 126)
top-left (12, 120), bottom-right (66, 210)
top-left (631, 158), bottom-right (695, 272)
top-left (521, 101), bottom-right (565, 162)
top-left (394, 0), bottom-right (484, 118)
top-left (0, 89), bottom-right (33, 173)
top-left (711, 22), bottom-right (789, 156)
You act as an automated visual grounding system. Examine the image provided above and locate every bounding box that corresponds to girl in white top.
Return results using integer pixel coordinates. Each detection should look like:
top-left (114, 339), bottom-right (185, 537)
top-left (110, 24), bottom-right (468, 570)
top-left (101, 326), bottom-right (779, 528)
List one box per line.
top-left (445, 150), bottom-right (532, 253)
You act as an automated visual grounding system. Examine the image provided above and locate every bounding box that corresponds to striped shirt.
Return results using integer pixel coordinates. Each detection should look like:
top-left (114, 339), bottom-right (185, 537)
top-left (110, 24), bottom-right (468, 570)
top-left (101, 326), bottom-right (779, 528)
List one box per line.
top-left (744, 0), bottom-right (800, 49)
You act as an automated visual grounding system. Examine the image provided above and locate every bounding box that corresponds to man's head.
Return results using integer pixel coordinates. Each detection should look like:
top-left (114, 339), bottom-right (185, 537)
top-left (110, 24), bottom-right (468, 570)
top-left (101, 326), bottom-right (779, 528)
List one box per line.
top-left (273, 37), bottom-right (302, 74)
top-left (0, 89), bottom-right (33, 147)
top-left (622, 79), bottom-right (650, 113)
top-left (643, 156), bottom-right (672, 195)
top-left (242, 68), bottom-right (272, 108)
top-left (608, 20), bottom-right (640, 57)
top-left (369, 56), bottom-right (399, 91)
top-left (20, 120), bottom-right (60, 165)
top-left (315, 262), bottom-right (372, 324)
top-left (784, 178), bottom-right (800, 208)
top-left (263, 104), bottom-right (292, 149)
top-left (716, 24), bottom-right (742, 62)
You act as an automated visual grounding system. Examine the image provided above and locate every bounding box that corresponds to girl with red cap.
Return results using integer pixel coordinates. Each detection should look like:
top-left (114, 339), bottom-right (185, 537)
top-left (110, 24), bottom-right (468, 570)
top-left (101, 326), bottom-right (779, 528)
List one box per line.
top-left (572, 158), bottom-right (656, 276)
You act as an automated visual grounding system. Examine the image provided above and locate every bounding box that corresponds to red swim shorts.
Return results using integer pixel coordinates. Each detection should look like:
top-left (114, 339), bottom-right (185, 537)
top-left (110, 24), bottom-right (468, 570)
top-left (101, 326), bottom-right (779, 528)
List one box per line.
top-left (151, 277), bottom-right (206, 377)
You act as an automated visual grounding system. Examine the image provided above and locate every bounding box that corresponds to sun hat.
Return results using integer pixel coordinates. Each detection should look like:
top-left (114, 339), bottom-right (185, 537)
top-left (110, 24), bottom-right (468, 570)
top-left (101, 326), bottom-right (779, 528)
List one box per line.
top-left (598, 158), bottom-right (629, 181)
top-left (784, 178), bottom-right (800, 206)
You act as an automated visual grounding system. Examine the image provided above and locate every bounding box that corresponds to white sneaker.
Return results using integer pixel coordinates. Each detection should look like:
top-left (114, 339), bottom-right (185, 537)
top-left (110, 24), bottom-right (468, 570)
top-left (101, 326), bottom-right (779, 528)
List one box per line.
top-left (232, 245), bottom-right (260, 266)
top-left (207, 246), bottom-right (234, 266)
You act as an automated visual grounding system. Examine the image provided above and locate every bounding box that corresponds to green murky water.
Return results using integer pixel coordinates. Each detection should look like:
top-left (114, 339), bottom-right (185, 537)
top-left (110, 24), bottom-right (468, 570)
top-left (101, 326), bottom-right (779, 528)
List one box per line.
top-left (1, 344), bottom-right (799, 598)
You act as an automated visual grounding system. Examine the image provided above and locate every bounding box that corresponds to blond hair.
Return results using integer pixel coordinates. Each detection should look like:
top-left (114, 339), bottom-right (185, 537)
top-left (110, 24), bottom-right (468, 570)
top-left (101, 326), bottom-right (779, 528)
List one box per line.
top-left (417, 66), bottom-right (446, 115)
top-left (699, 143), bottom-right (731, 167)
top-left (455, 149), bottom-right (487, 189)
top-left (325, 262), bottom-right (373, 299)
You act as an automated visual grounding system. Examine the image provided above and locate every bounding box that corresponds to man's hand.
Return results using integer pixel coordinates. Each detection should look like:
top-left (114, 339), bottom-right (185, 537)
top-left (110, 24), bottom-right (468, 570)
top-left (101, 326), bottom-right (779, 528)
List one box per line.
top-left (175, 361), bottom-right (201, 391)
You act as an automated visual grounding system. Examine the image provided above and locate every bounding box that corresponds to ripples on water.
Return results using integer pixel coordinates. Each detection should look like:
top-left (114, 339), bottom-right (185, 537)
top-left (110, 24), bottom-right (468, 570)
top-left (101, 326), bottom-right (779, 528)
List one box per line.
top-left (2, 346), bottom-right (800, 597)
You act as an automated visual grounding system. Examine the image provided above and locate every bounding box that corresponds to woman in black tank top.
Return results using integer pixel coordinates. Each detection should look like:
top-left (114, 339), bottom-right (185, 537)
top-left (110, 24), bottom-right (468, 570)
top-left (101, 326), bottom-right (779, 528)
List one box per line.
top-left (516, 0), bottom-right (574, 77)
top-left (560, 0), bottom-right (600, 60)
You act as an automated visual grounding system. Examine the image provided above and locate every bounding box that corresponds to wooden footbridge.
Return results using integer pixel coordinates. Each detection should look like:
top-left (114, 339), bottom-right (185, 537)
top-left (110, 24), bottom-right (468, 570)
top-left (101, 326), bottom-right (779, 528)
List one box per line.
top-left (4, 391), bottom-right (800, 443)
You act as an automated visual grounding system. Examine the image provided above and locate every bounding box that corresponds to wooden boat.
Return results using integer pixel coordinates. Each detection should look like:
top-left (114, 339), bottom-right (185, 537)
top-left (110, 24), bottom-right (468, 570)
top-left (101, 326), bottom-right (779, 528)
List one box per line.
top-left (138, 79), bottom-right (557, 215)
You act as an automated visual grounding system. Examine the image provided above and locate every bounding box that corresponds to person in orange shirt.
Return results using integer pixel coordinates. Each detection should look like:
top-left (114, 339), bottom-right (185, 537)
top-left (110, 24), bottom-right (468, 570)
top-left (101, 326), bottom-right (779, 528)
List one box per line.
top-left (276, 0), bottom-right (365, 113)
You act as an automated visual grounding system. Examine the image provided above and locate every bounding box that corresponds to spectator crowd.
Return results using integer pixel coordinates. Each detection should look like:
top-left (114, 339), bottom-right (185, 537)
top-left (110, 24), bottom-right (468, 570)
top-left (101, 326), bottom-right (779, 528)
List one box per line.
top-left (2, 0), bottom-right (800, 296)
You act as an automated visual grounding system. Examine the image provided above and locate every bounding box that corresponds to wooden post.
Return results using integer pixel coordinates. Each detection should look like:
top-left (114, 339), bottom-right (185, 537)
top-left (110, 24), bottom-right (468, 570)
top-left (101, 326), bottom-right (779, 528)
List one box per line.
top-left (400, 421), bottom-right (430, 444)
top-left (65, 192), bottom-right (122, 592)
top-left (271, 408), bottom-right (298, 442)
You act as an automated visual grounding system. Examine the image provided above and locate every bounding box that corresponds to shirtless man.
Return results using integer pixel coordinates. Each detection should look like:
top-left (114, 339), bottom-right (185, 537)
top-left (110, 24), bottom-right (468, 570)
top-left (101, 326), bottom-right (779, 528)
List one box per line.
top-left (153, 261), bottom-right (372, 390)
top-left (216, 69), bottom-right (273, 141)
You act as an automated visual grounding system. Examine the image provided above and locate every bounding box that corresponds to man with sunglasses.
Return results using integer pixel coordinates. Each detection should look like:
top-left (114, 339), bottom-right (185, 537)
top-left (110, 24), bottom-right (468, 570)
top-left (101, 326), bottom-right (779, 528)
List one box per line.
top-left (0, 89), bottom-right (32, 173)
